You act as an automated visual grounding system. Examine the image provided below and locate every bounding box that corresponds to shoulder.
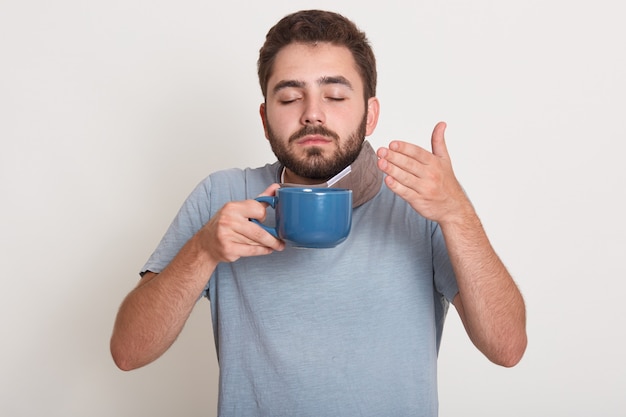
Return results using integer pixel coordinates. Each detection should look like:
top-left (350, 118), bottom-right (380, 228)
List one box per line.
top-left (208, 162), bottom-right (279, 183)
top-left (194, 162), bottom-right (281, 202)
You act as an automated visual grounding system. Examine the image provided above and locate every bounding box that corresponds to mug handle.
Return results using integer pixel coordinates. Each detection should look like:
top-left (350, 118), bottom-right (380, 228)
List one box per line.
top-left (250, 196), bottom-right (279, 238)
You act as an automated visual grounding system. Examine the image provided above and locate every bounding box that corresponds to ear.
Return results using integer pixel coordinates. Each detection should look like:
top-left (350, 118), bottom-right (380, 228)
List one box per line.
top-left (259, 103), bottom-right (270, 139)
top-left (365, 97), bottom-right (380, 136)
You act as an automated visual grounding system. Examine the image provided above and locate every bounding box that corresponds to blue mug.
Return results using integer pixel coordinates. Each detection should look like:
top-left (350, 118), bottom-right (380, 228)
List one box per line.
top-left (252, 187), bottom-right (352, 248)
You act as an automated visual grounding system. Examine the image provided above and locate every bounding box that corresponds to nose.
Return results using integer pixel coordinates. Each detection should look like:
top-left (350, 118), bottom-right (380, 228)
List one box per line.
top-left (300, 97), bottom-right (325, 125)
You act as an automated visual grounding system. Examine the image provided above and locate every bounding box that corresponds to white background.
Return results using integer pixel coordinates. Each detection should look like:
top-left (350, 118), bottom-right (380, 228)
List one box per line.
top-left (1, 0), bottom-right (624, 416)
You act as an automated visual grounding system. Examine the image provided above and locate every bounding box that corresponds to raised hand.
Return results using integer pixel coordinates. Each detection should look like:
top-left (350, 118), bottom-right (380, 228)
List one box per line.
top-left (376, 121), bottom-right (473, 225)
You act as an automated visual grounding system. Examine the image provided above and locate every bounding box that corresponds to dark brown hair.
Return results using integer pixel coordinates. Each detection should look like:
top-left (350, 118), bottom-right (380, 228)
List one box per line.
top-left (257, 10), bottom-right (377, 101)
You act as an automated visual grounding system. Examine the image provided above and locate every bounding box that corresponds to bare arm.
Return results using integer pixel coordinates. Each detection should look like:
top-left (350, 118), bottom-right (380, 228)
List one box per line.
top-left (377, 122), bottom-right (527, 367)
top-left (442, 211), bottom-right (527, 367)
top-left (110, 184), bottom-right (284, 371)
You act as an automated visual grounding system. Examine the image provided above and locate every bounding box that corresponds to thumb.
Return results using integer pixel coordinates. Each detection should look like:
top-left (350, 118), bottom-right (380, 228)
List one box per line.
top-left (253, 183), bottom-right (280, 215)
top-left (431, 121), bottom-right (449, 158)
top-left (259, 183), bottom-right (281, 197)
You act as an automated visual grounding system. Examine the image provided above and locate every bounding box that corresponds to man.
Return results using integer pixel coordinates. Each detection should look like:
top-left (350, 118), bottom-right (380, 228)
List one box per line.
top-left (111, 9), bottom-right (526, 416)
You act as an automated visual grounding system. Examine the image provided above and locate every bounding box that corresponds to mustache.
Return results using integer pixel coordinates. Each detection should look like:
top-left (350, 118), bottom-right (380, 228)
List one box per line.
top-left (289, 125), bottom-right (340, 143)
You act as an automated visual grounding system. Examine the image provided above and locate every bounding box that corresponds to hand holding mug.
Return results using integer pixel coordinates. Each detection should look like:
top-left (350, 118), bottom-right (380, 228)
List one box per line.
top-left (197, 184), bottom-right (285, 263)
top-left (252, 187), bottom-right (352, 248)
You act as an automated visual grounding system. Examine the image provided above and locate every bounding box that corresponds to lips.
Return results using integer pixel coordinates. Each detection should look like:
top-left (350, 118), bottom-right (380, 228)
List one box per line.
top-left (295, 135), bottom-right (333, 146)
top-left (289, 126), bottom-right (340, 144)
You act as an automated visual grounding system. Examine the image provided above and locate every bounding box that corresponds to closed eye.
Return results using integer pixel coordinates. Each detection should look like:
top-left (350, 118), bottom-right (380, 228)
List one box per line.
top-left (280, 97), bottom-right (301, 104)
top-left (276, 92), bottom-right (302, 104)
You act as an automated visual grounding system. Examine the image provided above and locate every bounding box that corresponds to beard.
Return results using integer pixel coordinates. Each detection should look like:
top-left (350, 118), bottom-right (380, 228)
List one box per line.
top-left (266, 113), bottom-right (367, 181)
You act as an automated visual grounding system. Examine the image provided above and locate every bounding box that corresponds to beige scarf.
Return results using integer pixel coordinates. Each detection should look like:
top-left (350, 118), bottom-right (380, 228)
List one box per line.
top-left (280, 141), bottom-right (383, 208)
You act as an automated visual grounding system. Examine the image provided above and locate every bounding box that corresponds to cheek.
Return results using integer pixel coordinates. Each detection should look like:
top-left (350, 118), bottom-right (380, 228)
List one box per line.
top-left (266, 105), bottom-right (293, 125)
top-left (270, 110), bottom-right (307, 134)
top-left (335, 107), bottom-right (367, 135)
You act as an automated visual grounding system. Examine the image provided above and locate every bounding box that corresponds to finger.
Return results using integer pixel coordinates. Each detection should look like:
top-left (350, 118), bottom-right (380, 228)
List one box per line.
top-left (377, 142), bottom-right (432, 181)
top-left (245, 221), bottom-right (285, 251)
top-left (241, 216), bottom-right (286, 252)
top-left (377, 155), bottom-right (419, 189)
top-left (235, 196), bottom-right (284, 250)
top-left (248, 183), bottom-right (280, 217)
top-left (216, 231), bottom-right (281, 262)
top-left (383, 173), bottom-right (420, 203)
top-left (259, 183), bottom-right (281, 197)
top-left (431, 121), bottom-right (449, 159)
top-left (218, 206), bottom-right (284, 253)
top-left (380, 141), bottom-right (434, 166)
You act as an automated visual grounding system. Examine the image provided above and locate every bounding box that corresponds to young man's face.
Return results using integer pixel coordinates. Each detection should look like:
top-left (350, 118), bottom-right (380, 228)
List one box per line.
top-left (260, 42), bottom-right (379, 184)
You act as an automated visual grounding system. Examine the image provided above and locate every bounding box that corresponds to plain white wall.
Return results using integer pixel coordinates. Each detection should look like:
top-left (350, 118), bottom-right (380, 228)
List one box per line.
top-left (1, 0), bottom-right (624, 416)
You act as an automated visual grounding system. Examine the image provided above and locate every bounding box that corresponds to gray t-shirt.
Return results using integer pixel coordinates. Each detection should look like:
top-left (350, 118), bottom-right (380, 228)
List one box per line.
top-left (142, 162), bottom-right (459, 417)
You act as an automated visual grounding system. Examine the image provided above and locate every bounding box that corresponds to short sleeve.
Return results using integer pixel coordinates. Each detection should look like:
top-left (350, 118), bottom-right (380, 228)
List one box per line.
top-left (140, 177), bottom-right (213, 277)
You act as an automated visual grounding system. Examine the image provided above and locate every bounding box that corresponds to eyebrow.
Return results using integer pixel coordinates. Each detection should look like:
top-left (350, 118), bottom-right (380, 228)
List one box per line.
top-left (272, 75), bottom-right (354, 95)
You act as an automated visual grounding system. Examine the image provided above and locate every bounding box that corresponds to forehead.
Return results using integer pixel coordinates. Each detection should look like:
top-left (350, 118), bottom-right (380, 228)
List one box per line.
top-left (268, 42), bottom-right (363, 92)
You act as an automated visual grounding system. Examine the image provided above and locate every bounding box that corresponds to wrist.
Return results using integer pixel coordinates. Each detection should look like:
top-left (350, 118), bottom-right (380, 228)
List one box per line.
top-left (171, 232), bottom-right (219, 281)
top-left (438, 194), bottom-right (476, 223)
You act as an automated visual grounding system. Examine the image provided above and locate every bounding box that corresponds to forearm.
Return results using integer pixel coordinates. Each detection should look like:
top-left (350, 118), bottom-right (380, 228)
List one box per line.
top-left (441, 209), bottom-right (527, 367)
top-left (110, 234), bottom-right (218, 370)
top-left (375, 124), bottom-right (527, 364)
